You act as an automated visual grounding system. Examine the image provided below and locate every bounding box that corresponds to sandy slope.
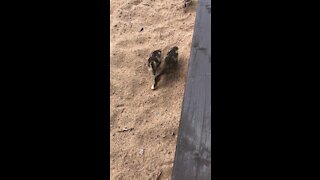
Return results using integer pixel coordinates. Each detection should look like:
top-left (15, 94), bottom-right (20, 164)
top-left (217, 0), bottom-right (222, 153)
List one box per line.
top-left (110, 0), bottom-right (197, 179)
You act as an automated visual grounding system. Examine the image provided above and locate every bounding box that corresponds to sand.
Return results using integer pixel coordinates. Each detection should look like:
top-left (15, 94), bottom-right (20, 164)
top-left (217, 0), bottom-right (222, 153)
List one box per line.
top-left (110, 0), bottom-right (197, 179)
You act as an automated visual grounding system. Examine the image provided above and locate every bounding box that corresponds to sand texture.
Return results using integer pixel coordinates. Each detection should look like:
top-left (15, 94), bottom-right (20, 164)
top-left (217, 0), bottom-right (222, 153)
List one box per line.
top-left (110, 0), bottom-right (197, 179)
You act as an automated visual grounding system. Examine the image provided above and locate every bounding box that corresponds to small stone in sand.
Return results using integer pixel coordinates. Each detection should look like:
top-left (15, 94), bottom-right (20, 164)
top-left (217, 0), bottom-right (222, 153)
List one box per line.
top-left (139, 149), bottom-right (144, 155)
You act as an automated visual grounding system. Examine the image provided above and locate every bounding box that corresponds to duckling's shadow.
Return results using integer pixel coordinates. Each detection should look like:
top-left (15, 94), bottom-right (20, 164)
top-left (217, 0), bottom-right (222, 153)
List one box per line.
top-left (156, 58), bottom-right (185, 89)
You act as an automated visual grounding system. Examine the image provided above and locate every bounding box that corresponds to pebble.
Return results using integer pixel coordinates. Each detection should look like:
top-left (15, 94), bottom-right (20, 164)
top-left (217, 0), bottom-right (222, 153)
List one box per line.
top-left (138, 149), bottom-right (144, 155)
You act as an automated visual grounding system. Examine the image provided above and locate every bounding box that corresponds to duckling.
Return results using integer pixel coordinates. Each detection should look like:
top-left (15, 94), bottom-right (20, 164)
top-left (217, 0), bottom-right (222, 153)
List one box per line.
top-left (164, 46), bottom-right (178, 67)
top-left (184, 0), bottom-right (192, 8)
top-left (147, 50), bottom-right (162, 90)
top-left (158, 46), bottom-right (179, 74)
top-left (152, 46), bottom-right (179, 90)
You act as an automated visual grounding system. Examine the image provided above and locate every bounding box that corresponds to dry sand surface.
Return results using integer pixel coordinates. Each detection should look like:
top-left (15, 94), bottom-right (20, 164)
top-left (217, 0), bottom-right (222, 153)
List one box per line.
top-left (110, 0), bottom-right (197, 179)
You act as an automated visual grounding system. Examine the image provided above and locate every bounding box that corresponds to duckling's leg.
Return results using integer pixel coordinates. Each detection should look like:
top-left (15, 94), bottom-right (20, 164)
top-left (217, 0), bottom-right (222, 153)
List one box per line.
top-left (151, 73), bottom-right (162, 90)
top-left (151, 77), bottom-right (156, 90)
